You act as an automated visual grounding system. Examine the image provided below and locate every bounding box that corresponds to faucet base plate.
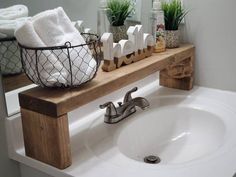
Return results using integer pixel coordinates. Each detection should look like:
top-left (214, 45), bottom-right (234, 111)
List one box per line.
top-left (104, 109), bottom-right (136, 124)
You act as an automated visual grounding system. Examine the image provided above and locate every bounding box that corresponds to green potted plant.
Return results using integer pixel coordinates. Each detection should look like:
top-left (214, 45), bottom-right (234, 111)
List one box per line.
top-left (106, 0), bottom-right (134, 42)
top-left (161, 0), bottom-right (188, 48)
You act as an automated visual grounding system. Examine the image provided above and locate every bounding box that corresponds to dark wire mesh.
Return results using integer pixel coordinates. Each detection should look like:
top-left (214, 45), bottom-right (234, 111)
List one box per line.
top-left (0, 37), bottom-right (22, 75)
top-left (19, 33), bottom-right (102, 88)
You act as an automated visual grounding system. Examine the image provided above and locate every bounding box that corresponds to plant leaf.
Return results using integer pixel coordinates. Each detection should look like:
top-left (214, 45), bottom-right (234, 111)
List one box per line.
top-left (161, 0), bottom-right (188, 30)
top-left (106, 0), bottom-right (134, 26)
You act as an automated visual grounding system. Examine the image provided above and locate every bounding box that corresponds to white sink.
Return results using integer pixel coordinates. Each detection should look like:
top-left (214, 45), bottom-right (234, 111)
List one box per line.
top-left (117, 98), bottom-right (225, 164)
top-left (86, 96), bottom-right (236, 167)
top-left (7, 75), bottom-right (236, 177)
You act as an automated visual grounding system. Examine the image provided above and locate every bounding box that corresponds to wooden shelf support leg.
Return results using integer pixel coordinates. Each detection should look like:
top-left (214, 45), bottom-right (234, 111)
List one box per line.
top-left (21, 108), bottom-right (72, 169)
top-left (160, 54), bottom-right (194, 90)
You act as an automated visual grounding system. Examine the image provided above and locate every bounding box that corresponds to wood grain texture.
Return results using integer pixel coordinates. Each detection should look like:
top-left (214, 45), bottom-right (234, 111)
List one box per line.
top-left (160, 54), bottom-right (195, 90)
top-left (2, 73), bottom-right (32, 92)
top-left (102, 46), bottom-right (154, 72)
top-left (21, 108), bottom-right (71, 169)
top-left (19, 44), bottom-right (195, 117)
top-left (102, 60), bottom-right (117, 72)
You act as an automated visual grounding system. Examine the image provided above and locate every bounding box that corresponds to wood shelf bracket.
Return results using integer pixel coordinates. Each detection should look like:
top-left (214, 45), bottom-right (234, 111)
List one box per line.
top-left (160, 51), bottom-right (194, 90)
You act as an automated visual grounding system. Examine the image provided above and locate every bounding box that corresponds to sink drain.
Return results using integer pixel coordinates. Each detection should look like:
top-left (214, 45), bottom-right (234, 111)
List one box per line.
top-left (144, 155), bottom-right (161, 164)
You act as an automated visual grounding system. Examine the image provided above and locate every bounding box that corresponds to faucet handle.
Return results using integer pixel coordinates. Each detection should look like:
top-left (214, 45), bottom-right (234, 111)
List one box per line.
top-left (99, 102), bottom-right (118, 117)
top-left (123, 87), bottom-right (138, 103)
top-left (99, 102), bottom-right (114, 109)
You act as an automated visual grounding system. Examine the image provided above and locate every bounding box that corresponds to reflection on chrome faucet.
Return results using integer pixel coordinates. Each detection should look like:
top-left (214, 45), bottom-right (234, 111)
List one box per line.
top-left (100, 87), bottom-right (150, 124)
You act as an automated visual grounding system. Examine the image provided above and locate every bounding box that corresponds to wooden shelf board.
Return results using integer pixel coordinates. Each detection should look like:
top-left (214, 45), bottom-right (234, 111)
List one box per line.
top-left (3, 73), bottom-right (32, 92)
top-left (19, 44), bottom-right (194, 117)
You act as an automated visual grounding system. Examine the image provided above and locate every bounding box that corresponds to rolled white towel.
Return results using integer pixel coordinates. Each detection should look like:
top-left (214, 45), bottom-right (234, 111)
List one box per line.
top-left (15, 20), bottom-right (45, 47)
top-left (0, 17), bottom-right (30, 38)
top-left (0, 5), bottom-right (28, 20)
top-left (32, 7), bottom-right (85, 46)
top-left (55, 7), bottom-right (97, 84)
top-left (14, 21), bottom-right (68, 87)
top-left (32, 7), bottom-right (97, 85)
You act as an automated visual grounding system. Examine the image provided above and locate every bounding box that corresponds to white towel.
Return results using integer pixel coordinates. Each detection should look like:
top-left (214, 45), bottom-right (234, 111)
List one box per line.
top-left (0, 5), bottom-right (28, 20)
top-left (14, 21), bottom-right (68, 87)
top-left (32, 7), bottom-right (97, 85)
top-left (0, 17), bottom-right (30, 38)
top-left (56, 7), bottom-right (97, 84)
top-left (15, 20), bottom-right (46, 47)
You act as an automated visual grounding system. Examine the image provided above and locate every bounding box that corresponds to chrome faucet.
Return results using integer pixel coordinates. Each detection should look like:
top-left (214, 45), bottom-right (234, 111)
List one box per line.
top-left (99, 87), bottom-right (150, 124)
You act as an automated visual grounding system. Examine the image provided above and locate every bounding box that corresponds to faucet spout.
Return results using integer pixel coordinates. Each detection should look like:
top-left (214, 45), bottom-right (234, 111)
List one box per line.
top-left (121, 97), bottom-right (149, 118)
top-left (132, 97), bottom-right (150, 110)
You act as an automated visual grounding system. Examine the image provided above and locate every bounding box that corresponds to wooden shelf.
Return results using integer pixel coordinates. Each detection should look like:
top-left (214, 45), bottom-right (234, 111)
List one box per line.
top-left (3, 73), bottom-right (32, 92)
top-left (19, 44), bottom-right (194, 169)
top-left (19, 44), bottom-right (194, 118)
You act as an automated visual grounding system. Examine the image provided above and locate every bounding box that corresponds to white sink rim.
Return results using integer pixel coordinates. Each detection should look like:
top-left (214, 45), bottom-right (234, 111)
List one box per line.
top-left (85, 95), bottom-right (236, 169)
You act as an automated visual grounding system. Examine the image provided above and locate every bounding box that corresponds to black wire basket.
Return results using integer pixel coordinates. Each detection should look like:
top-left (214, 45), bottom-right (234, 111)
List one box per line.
top-left (0, 37), bottom-right (23, 75)
top-left (19, 33), bottom-right (102, 88)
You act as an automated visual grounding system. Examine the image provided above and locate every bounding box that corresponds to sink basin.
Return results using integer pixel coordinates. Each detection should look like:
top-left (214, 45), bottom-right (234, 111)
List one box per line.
top-left (117, 105), bottom-right (225, 164)
top-left (86, 96), bottom-right (236, 167)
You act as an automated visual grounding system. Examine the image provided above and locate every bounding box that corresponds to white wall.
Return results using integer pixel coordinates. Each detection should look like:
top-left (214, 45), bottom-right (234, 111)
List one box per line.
top-left (183, 0), bottom-right (236, 91)
top-left (0, 76), bottom-right (20, 177)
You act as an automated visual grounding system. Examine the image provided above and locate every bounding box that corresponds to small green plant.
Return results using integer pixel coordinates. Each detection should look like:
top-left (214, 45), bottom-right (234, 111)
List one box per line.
top-left (161, 0), bottom-right (188, 30)
top-left (106, 0), bottom-right (134, 26)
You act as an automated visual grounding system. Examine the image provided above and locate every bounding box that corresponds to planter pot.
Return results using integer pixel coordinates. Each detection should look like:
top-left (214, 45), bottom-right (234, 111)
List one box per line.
top-left (109, 25), bottom-right (128, 43)
top-left (165, 30), bottom-right (180, 48)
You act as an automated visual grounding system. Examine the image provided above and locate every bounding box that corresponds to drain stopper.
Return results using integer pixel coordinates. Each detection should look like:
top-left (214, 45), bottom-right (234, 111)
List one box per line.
top-left (144, 155), bottom-right (161, 164)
